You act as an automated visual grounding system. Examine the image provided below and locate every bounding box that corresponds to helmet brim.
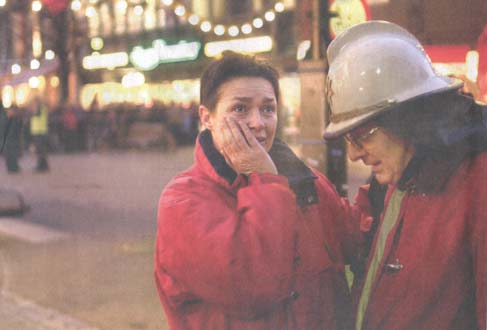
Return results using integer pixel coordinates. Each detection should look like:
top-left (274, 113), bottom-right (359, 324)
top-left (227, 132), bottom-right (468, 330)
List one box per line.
top-left (323, 75), bottom-right (463, 140)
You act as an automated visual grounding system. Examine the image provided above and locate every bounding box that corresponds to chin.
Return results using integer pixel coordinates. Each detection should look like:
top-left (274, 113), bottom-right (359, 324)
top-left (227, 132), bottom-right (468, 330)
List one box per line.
top-left (261, 140), bottom-right (272, 151)
top-left (375, 174), bottom-right (393, 186)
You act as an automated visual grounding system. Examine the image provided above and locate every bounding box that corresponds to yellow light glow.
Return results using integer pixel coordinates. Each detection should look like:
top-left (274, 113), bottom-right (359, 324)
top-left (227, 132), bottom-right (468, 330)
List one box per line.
top-left (86, 6), bottom-right (96, 17)
top-left (253, 18), bottom-right (264, 28)
top-left (214, 25), bottom-right (225, 36)
top-left (30, 59), bottom-right (41, 70)
top-left (145, 9), bottom-right (157, 30)
top-left (122, 72), bottom-right (145, 88)
top-left (14, 84), bottom-right (31, 107)
top-left (188, 14), bottom-right (199, 25)
top-left (162, 0), bottom-right (173, 5)
top-left (204, 36), bottom-right (273, 57)
top-left (50, 76), bottom-right (60, 88)
top-left (466, 50), bottom-right (479, 82)
top-left (38, 76), bottom-right (46, 90)
top-left (264, 11), bottom-right (275, 22)
top-left (241, 23), bottom-right (252, 34)
top-left (2, 86), bottom-right (14, 108)
top-left (274, 2), bottom-right (285, 12)
top-left (115, 0), bottom-right (127, 13)
top-left (91, 37), bottom-right (104, 51)
top-left (83, 52), bottom-right (129, 70)
top-left (228, 26), bottom-right (239, 37)
top-left (29, 76), bottom-right (41, 89)
top-left (80, 79), bottom-right (200, 110)
top-left (134, 5), bottom-right (144, 16)
top-left (0, 0), bottom-right (6, 7)
top-left (11, 64), bottom-right (21, 75)
top-left (32, 0), bottom-right (42, 12)
top-left (297, 40), bottom-right (311, 60)
top-left (45, 49), bottom-right (55, 60)
top-left (174, 5), bottom-right (185, 16)
top-left (71, 0), bottom-right (82, 11)
top-left (200, 21), bottom-right (212, 32)
top-left (32, 30), bottom-right (43, 58)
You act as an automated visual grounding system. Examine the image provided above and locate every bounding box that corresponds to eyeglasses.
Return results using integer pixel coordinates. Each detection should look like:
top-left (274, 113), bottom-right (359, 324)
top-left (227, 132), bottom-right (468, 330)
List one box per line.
top-left (344, 126), bottom-right (380, 149)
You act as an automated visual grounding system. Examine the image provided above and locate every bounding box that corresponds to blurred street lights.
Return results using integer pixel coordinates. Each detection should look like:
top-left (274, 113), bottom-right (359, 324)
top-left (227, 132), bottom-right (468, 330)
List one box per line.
top-left (298, 0), bottom-right (347, 196)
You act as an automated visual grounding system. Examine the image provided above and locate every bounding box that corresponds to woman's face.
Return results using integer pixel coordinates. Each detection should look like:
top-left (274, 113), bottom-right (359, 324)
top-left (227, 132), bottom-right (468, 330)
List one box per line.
top-left (347, 123), bottom-right (415, 185)
top-left (201, 77), bottom-right (278, 152)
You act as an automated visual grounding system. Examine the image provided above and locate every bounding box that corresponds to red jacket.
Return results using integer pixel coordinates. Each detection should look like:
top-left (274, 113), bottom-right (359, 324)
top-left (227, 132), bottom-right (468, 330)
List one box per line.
top-left (353, 153), bottom-right (487, 330)
top-left (154, 132), bottom-right (360, 329)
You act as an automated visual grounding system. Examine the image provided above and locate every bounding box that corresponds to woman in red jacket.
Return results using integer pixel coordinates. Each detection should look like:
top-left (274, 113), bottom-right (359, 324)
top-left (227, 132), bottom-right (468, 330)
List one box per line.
top-left (154, 52), bottom-right (362, 329)
top-left (324, 21), bottom-right (487, 330)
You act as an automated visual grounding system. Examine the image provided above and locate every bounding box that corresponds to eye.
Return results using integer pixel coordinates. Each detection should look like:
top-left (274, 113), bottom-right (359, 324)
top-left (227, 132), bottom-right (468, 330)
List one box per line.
top-left (233, 104), bottom-right (246, 113)
top-left (262, 105), bottom-right (276, 114)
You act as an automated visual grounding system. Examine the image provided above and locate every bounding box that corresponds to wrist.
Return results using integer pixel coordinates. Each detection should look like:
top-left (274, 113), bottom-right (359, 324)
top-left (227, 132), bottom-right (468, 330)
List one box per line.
top-left (247, 172), bottom-right (287, 185)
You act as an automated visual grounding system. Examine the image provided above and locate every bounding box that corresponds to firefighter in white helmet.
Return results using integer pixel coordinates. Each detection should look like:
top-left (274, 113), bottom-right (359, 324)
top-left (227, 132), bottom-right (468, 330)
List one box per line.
top-left (323, 21), bottom-right (486, 330)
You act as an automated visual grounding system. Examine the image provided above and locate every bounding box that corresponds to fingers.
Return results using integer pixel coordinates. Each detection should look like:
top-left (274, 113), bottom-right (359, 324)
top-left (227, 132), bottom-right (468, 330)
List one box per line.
top-left (236, 120), bottom-right (259, 149)
top-left (223, 117), bottom-right (249, 150)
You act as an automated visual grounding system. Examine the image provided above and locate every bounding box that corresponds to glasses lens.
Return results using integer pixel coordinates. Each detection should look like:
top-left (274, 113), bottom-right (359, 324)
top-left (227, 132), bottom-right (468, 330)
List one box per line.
top-left (345, 125), bottom-right (379, 149)
top-left (344, 133), bottom-right (360, 148)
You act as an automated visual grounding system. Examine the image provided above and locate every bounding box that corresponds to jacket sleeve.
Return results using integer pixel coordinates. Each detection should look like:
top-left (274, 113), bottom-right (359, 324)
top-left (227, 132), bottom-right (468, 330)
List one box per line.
top-left (469, 159), bottom-right (487, 330)
top-left (311, 170), bottom-right (372, 265)
top-left (472, 216), bottom-right (486, 330)
top-left (155, 173), bottom-right (298, 317)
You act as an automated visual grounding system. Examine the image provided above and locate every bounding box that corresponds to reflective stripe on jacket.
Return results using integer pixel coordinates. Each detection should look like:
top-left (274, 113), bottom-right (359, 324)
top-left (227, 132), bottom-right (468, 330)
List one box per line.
top-left (30, 104), bottom-right (49, 135)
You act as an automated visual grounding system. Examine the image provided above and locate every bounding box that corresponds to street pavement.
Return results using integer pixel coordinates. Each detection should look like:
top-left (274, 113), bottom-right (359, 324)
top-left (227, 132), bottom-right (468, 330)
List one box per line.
top-left (0, 146), bottom-right (369, 330)
top-left (0, 147), bottom-right (196, 330)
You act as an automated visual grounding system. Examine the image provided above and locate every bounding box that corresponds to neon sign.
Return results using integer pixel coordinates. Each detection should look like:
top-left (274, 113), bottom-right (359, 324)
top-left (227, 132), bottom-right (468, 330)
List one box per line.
top-left (204, 36), bottom-right (273, 57)
top-left (130, 39), bottom-right (201, 71)
top-left (82, 52), bottom-right (129, 70)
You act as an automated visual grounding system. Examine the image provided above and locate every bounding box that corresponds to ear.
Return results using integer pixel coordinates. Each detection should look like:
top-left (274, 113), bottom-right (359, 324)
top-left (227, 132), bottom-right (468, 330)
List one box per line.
top-left (199, 105), bottom-right (213, 130)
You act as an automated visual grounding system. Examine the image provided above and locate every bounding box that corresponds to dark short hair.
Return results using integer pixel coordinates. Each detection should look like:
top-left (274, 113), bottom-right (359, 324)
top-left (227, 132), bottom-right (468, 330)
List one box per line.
top-left (374, 91), bottom-right (471, 151)
top-left (200, 51), bottom-right (280, 111)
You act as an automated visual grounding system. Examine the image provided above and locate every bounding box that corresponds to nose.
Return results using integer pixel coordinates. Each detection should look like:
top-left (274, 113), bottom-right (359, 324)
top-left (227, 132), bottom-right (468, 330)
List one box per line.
top-left (247, 109), bottom-right (265, 130)
top-left (347, 141), bottom-right (367, 162)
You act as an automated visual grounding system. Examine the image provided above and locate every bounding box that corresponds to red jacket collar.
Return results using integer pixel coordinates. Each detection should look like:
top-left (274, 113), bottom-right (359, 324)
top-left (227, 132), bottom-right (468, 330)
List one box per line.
top-left (194, 130), bottom-right (247, 191)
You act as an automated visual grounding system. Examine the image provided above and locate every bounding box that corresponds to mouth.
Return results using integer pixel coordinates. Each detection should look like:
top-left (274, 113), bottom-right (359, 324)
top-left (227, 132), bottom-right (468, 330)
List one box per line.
top-left (366, 161), bottom-right (381, 172)
top-left (256, 137), bottom-right (267, 146)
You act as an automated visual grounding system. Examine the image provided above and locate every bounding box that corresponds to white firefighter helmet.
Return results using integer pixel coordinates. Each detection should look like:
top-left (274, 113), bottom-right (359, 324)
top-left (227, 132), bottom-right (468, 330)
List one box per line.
top-left (323, 20), bottom-right (463, 139)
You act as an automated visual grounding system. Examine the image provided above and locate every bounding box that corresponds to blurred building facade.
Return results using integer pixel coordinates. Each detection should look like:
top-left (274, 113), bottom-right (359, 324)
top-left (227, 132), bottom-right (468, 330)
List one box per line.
top-left (0, 0), bottom-right (486, 140)
top-left (0, 0), bottom-right (65, 109)
top-left (73, 0), bottom-right (298, 109)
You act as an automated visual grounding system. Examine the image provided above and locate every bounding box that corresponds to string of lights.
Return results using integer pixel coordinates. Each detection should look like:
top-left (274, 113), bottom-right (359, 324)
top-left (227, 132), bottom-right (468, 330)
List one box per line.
top-left (0, 0), bottom-right (288, 75)
top-left (69, 0), bottom-right (287, 38)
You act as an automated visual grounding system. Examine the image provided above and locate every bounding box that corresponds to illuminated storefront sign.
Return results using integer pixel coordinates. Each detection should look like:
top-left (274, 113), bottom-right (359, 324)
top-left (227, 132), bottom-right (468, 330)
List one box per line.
top-left (204, 36), bottom-right (273, 57)
top-left (129, 39), bottom-right (201, 71)
top-left (82, 52), bottom-right (129, 70)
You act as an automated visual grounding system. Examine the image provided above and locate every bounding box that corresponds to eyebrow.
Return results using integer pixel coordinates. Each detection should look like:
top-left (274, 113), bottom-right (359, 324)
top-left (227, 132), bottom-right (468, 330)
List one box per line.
top-left (231, 97), bottom-right (276, 103)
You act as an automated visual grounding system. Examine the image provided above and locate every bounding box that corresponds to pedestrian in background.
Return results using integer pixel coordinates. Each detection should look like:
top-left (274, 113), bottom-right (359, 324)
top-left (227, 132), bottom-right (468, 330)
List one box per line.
top-left (3, 105), bottom-right (23, 173)
top-left (61, 101), bottom-right (79, 152)
top-left (324, 21), bottom-right (486, 330)
top-left (154, 52), bottom-right (363, 330)
top-left (30, 97), bottom-right (49, 172)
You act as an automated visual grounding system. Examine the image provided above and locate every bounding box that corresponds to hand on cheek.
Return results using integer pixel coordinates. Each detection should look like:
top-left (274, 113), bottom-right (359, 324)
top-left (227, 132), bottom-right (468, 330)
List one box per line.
top-left (218, 117), bottom-right (277, 175)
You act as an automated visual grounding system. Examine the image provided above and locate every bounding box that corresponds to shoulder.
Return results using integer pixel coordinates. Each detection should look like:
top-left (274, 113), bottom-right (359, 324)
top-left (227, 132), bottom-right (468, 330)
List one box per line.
top-left (160, 166), bottom-right (214, 205)
top-left (310, 168), bottom-right (343, 197)
top-left (463, 153), bottom-right (487, 240)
